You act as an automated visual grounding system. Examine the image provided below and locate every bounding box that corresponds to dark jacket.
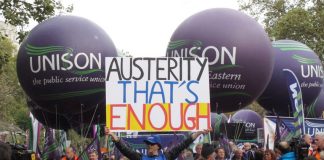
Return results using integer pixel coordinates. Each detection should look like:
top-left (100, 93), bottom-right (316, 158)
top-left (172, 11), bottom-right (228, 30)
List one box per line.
top-left (114, 135), bottom-right (195, 160)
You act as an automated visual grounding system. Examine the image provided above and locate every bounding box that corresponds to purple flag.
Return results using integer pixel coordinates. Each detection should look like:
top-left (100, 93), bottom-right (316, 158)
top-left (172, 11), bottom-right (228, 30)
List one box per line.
top-left (78, 125), bottom-right (101, 160)
top-left (41, 128), bottom-right (60, 160)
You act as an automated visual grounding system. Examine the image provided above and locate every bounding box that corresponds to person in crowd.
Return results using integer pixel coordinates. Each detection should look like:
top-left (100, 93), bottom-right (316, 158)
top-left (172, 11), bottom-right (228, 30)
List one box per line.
top-left (315, 132), bottom-right (324, 150)
top-left (243, 142), bottom-right (255, 160)
top-left (105, 127), bottom-right (211, 160)
top-left (277, 141), bottom-right (295, 160)
top-left (89, 150), bottom-right (99, 160)
top-left (194, 144), bottom-right (203, 159)
top-left (304, 134), bottom-right (313, 157)
top-left (229, 141), bottom-right (238, 160)
top-left (181, 148), bottom-right (194, 160)
top-left (253, 149), bottom-right (264, 160)
top-left (0, 142), bottom-right (11, 160)
top-left (215, 147), bottom-right (228, 160)
top-left (243, 143), bottom-right (251, 152)
top-left (61, 146), bottom-right (78, 160)
top-left (309, 140), bottom-right (320, 159)
top-left (200, 143), bottom-right (216, 160)
top-left (304, 134), bottom-right (313, 146)
top-left (232, 149), bottom-right (244, 160)
top-left (263, 149), bottom-right (276, 160)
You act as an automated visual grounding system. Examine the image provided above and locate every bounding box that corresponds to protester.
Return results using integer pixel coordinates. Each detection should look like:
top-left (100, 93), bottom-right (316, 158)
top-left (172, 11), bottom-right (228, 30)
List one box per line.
top-left (61, 146), bottom-right (78, 160)
top-left (315, 132), bottom-right (324, 150)
top-left (277, 141), bottom-right (296, 160)
top-left (194, 144), bottom-right (203, 159)
top-left (181, 148), bottom-right (194, 160)
top-left (304, 134), bottom-right (313, 146)
top-left (89, 150), bottom-right (99, 160)
top-left (263, 149), bottom-right (276, 160)
top-left (201, 143), bottom-right (216, 160)
top-left (243, 142), bottom-right (255, 160)
top-left (105, 127), bottom-right (211, 160)
top-left (231, 149), bottom-right (244, 160)
top-left (253, 149), bottom-right (264, 160)
top-left (229, 141), bottom-right (238, 160)
top-left (243, 143), bottom-right (251, 152)
top-left (308, 140), bottom-right (320, 160)
top-left (215, 147), bottom-right (228, 160)
top-left (0, 142), bottom-right (11, 160)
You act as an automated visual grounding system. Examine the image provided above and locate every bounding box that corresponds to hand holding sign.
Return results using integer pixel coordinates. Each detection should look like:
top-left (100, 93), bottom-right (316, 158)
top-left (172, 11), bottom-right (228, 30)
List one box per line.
top-left (191, 129), bottom-right (212, 140)
top-left (104, 127), bottom-right (119, 142)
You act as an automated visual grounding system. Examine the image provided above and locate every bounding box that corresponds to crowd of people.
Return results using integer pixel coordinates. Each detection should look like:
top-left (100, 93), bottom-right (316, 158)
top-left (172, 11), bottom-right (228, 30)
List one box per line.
top-left (1, 129), bottom-right (324, 160)
top-left (179, 133), bottom-right (324, 160)
top-left (101, 130), bottom-right (324, 160)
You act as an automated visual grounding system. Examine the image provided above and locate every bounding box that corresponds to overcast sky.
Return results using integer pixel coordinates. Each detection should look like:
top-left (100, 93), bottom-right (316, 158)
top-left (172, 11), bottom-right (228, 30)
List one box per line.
top-left (68, 0), bottom-right (239, 57)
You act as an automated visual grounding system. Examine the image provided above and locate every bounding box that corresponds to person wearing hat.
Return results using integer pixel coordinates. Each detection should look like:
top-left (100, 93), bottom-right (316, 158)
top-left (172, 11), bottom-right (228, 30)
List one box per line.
top-left (105, 127), bottom-right (211, 160)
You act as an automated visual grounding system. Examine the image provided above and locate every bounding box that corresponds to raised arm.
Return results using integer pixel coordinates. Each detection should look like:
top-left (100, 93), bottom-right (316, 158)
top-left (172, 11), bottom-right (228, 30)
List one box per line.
top-left (166, 129), bottom-right (211, 160)
top-left (105, 127), bottom-right (142, 160)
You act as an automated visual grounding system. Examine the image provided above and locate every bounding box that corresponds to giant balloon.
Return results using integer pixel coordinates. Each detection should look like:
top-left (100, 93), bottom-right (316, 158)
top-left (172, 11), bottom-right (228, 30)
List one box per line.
top-left (166, 8), bottom-right (274, 112)
top-left (211, 113), bottom-right (228, 129)
top-left (231, 109), bottom-right (263, 139)
top-left (27, 99), bottom-right (70, 130)
top-left (258, 40), bottom-right (323, 116)
top-left (210, 113), bottom-right (228, 140)
top-left (306, 86), bottom-right (324, 118)
top-left (17, 16), bottom-right (117, 114)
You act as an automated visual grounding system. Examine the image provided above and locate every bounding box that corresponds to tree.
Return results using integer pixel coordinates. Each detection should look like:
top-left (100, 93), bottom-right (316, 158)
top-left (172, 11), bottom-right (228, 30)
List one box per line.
top-left (0, 0), bottom-right (73, 42)
top-left (0, 0), bottom-right (73, 131)
top-left (238, 0), bottom-right (324, 61)
top-left (0, 55), bottom-right (28, 130)
top-left (0, 36), bottom-right (15, 72)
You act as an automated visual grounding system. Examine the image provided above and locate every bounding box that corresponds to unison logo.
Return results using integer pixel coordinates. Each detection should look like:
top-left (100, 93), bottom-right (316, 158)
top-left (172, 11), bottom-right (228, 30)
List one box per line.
top-left (26, 44), bottom-right (102, 74)
top-left (166, 40), bottom-right (237, 66)
top-left (292, 54), bottom-right (324, 78)
top-left (273, 42), bottom-right (324, 79)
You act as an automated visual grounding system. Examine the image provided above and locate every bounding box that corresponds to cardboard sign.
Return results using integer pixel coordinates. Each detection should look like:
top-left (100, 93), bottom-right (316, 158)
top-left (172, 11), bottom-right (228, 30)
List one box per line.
top-left (105, 57), bottom-right (210, 131)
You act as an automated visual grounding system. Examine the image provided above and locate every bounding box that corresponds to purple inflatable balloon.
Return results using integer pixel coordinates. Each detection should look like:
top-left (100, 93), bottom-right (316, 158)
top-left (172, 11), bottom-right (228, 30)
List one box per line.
top-left (231, 109), bottom-right (263, 139)
top-left (17, 16), bottom-right (117, 114)
top-left (211, 113), bottom-right (228, 128)
top-left (166, 8), bottom-right (274, 112)
top-left (210, 113), bottom-right (228, 140)
top-left (258, 40), bottom-right (323, 116)
top-left (306, 87), bottom-right (324, 118)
